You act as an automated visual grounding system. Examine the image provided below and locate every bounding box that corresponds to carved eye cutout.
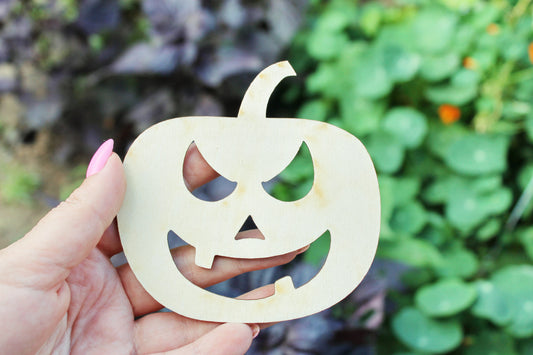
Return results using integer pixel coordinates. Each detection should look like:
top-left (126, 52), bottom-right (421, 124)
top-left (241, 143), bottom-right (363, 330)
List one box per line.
top-left (262, 141), bottom-right (314, 202)
top-left (184, 142), bottom-right (237, 202)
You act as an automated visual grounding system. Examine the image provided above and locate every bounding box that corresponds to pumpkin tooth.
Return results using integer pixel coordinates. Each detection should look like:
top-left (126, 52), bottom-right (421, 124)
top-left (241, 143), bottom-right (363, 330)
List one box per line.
top-left (274, 276), bottom-right (295, 295)
top-left (195, 250), bottom-right (215, 269)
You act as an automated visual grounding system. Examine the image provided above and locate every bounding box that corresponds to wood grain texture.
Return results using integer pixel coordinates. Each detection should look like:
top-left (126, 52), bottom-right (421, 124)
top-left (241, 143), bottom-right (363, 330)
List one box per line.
top-left (117, 61), bottom-right (381, 323)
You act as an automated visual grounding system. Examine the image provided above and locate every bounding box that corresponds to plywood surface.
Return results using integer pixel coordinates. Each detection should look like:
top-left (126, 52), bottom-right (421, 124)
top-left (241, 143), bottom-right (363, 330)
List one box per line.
top-left (117, 61), bottom-right (381, 323)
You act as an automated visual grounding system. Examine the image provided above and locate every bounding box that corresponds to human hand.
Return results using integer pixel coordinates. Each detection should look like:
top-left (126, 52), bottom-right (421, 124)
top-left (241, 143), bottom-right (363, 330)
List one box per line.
top-left (0, 140), bottom-right (305, 354)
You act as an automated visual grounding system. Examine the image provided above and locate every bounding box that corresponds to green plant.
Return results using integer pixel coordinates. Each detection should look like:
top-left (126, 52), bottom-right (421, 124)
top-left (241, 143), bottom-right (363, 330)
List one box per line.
top-left (0, 166), bottom-right (41, 204)
top-left (277, 0), bottom-right (533, 353)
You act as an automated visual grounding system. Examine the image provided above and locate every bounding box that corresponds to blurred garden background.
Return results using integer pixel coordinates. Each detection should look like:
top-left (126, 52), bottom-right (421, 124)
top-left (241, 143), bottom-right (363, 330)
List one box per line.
top-left (1, 0), bottom-right (533, 354)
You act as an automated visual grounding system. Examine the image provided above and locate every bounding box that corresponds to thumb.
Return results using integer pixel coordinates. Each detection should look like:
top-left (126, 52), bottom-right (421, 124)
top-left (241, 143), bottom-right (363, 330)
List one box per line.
top-left (2, 149), bottom-right (126, 289)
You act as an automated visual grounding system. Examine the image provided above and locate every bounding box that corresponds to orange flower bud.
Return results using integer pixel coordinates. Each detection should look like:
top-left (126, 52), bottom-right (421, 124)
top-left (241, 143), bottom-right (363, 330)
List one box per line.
top-left (529, 43), bottom-right (533, 64)
top-left (486, 23), bottom-right (500, 35)
top-left (463, 57), bottom-right (477, 70)
top-left (438, 104), bottom-right (461, 125)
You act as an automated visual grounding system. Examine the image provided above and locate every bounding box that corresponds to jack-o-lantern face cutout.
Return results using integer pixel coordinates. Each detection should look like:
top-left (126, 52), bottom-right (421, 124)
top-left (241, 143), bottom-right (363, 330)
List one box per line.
top-left (118, 61), bottom-right (380, 323)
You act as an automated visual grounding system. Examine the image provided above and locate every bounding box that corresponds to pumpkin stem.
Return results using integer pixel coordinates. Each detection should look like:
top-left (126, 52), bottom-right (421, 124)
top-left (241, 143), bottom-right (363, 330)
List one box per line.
top-left (237, 61), bottom-right (296, 120)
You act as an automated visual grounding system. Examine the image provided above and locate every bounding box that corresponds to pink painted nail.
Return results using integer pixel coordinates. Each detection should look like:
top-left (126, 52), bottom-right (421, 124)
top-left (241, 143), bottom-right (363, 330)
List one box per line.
top-left (86, 139), bottom-right (114, 177)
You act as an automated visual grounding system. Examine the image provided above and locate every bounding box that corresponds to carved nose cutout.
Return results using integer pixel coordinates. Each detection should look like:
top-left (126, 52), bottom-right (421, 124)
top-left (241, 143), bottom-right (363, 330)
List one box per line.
top-left (235, 216), bottom-right (265, 240)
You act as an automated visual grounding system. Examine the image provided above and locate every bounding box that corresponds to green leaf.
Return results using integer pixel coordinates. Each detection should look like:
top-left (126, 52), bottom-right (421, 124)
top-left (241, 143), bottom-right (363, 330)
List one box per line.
top-left (439, 0), bottom-right (478, 11)
top-left (382, 108), bottom-right (428, 148)
top-left (306, 63), bottom-right (338, 96)
top-left (415, 278), bottom-right (477, 317)
top-left (422, 213), bottom-right (453, 246)
top-left (297, 100), bottom-right (329, 122)
top-left (476, 218), bottom-right (501, 241)
top-left (444, 134), bottom-right (508, 176)
top-left (471, 175), bottom-right (502, 193)
top-left (307, 31), bottom-right (349, 60)
top-left (426, 83), bottom-right (478, 105)
top-left (473, 266), bottom-right (533, 337)
top-left (353, 52), bottom-right (393, 99)
top-left (382, 45), bottom-right (421, 83)
top-left (427, 122), bottom-right (468, 159)
top-left (426, 69), bottom-right (480, 105)
top-left (470, 49), bottom-right (497, 72)
top-left (378, 175), bottom-right (395, 239)
top-left (378, 238), bottom-right (442, 268)
top-left (340, 97), bottom-right (385, 136)
top-left (391, 201), bottom-right (428, 235)
top-left (494, 266), bottom-right (533, 338)
top-left (359, 3), bottom-right (384, 36)
top-left (472, 280), bottom-right (513, 326)
top-left (436, 247), bottom-right (479, 278)
top-left (376, 23), bottom-right (414, 51)
top-left (446, 184), bottom-right (490, 232)
top-left (315, 8), bottom-right (353, 32)
top-left (413, 7), bottom-right (458, 54)
top-left (366, 131), bottom-right (405, 174)
top-left (392, 177), bottom-right (421, 205)
top-left (479, 188), bottom-right (512, 215)
top-left (420, 52), bottom-right (460, 82)
top-left (392, 307), bottom-right (463, 353)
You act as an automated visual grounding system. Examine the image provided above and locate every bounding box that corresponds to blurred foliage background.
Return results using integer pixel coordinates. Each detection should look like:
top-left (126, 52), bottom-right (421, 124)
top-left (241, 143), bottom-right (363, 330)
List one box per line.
top-left (1, 0), bottom-right (533, 354)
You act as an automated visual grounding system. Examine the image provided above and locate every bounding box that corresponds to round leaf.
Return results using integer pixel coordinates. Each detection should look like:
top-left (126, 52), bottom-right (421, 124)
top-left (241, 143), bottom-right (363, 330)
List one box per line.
top-left (415, 278), bottom-right (477, 317)
top-left (382, 45), bottom-right (421, 83)
top-left (390, 201), bottom-right (428, 235)
top-left (413, 8), bottom-right (458, 54)
top-left (378, 238), bottom-right (442, 268)
top-left (340, 97), bottom-right (385, 136)
top-left (445, 134), bottom-right (508, 176)
top-left (426, 83), bottom-right (478, 105)
top-left (420, 52), bottom-right (460, 82)
top-left (436, 248), bottom-right (479, 279)
top-left (353, 53), bottom-right (393, 99)
top-left (493, 265), bottom-right (533, 338)
top-left (446, 185), bottom-right (489, 232)
top-left (366, 131), bottom-right (405, 174)
top-left (392, 307), bottom-right (463, 354)
top-left (471, 280), bottom-right (512, 326)
top-left (297, 100), bottom-right (329, 122)
top-left (382, 108), bottom-right (428, 148)
top-left (307, 31), bottom-right (348, 60)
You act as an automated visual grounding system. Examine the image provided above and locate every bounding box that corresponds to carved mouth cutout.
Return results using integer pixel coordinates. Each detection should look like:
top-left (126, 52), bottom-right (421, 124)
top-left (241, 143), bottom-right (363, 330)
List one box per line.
top-left (167, 229), bottom-right (330, 299)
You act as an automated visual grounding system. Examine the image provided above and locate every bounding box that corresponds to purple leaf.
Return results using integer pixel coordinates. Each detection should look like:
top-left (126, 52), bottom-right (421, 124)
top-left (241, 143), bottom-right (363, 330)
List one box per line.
top-left (196, 47), bottom-right (263, 86)
top-left (111, 42), bottom-right (196, 74)
top-left (77, 0), bottom-right (120, 34)
top-left (142, 0), bottom-right (214, 43)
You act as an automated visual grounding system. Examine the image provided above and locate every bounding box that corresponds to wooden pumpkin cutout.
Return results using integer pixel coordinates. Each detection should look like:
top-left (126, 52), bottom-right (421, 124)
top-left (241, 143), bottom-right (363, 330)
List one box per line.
top-left (117, 61), bottom-right (380, 323)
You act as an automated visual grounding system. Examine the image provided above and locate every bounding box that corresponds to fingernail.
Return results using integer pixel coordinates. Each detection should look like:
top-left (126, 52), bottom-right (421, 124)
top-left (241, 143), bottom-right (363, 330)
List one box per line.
top-left (249, 324), bottom-right (260, 339)
top-left (297, 245), bottom-right (310, 254)
top-left (86, 139), bottom-right (114, 177)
